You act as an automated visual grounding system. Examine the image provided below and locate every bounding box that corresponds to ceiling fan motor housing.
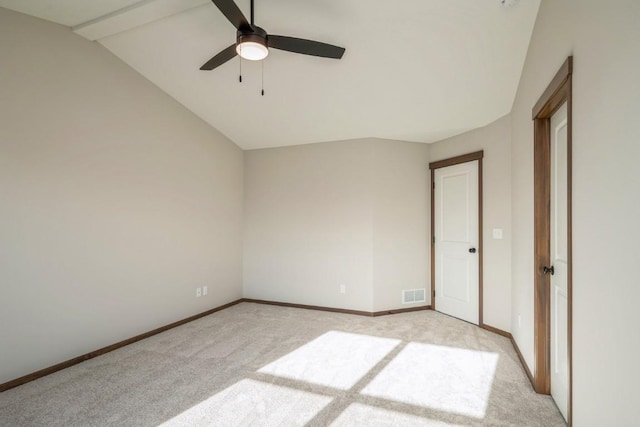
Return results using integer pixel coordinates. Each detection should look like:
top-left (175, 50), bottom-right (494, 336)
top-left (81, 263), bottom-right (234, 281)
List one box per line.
top-left (237, 26), bottom-right (268, 48)
top-left (200, 0), bottom-right (345, 70)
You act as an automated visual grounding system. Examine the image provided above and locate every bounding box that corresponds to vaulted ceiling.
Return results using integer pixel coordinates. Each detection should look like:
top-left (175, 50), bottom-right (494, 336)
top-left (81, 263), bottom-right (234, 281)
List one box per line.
top-left (0, 0), bottom-right (540, 149)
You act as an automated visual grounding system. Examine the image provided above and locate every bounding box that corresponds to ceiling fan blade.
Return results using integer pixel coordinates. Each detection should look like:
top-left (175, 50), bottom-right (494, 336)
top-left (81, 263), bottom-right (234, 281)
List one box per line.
top-left (200, 44), bottom-right (237, 70)
top-left (211, 0), bottom-right (250, 30)
top-left (268, 35), bottom-right (345, 59)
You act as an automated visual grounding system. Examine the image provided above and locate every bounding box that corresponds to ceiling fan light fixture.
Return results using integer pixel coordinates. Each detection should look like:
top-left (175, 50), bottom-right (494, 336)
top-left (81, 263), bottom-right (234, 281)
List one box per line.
top-left (200, 1), bottom-right (345, 72)
top-left (236, 28), bottom-right (269, 61)
top-left (237, 41), bottom-right (268, 60)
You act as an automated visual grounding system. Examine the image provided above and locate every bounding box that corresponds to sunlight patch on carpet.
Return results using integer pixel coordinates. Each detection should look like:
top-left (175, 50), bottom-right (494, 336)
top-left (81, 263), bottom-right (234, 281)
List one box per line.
top-left (331, 403), bottom-right (464, 426)
top-left (258, 331), bottom-right (400, 390)
top-left (361, 342), bottom-right (499, 419)
top-left (159, 379), bottom-right (332, 427)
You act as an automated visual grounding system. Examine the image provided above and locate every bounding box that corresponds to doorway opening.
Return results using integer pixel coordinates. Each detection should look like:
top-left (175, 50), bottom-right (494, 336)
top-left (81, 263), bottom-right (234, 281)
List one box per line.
top-left (429, 151), bottom-right (483, 326)
top-left (532, 56), bottom-right (573, 425)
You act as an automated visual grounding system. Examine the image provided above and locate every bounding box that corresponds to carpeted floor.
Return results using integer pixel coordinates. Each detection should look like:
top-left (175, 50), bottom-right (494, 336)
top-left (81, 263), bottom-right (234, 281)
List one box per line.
top-left (0, 302), bottom-right (566, 426)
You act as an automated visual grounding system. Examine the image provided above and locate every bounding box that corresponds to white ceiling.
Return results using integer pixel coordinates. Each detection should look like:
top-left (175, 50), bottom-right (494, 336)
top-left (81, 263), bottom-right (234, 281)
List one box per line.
top-left (0, 0), bottom-right (540, 149)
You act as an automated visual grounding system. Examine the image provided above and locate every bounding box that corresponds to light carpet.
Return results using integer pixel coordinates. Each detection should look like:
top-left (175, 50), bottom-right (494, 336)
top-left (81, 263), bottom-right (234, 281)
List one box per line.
top-left (0, 302), bottom-right (566, 426)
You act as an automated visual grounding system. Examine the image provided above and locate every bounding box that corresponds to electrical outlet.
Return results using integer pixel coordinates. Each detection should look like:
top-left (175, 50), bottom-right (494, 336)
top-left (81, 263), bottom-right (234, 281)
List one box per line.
top-left (203, 286), bottom-right (208, 296)
top-left (339, 284), bottom-right (346, 294)
top-left (196, 287), bottom-right (202, 297)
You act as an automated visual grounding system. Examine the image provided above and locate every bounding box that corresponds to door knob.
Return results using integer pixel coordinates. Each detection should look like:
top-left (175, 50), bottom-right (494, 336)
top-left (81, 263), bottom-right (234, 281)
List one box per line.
top-left (469, 247), bottom-right (477, 253)
top-left (542, 265), bottom-right (555, 275)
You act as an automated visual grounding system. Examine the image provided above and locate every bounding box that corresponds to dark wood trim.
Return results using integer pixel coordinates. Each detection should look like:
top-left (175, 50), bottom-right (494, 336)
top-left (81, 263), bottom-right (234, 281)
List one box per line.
top-left (372, 305), bottom-right (431, 317)
top-left (532, 56), bottom-right (573, 425)
top-left (430, 168), bottom-right (436, 310)
top-left (0, 299), bottom-right (245, 393)
top-left (243, 298), bottom-right (431, 318)
top-left (0, 298), bottom-right (435, 393)
top-left (429, 151), bottom-right (484, 325)
top-left (242, 298), bottom-right (374, 316)
top-left (2, 294), bottom-right (539, 399)
top-left (533, 117), bottom-right (551, 394)
top-left (247, 298), bottom-right (511, 345)
top-left (429, 150), bottom-right (484, 170)
top-left (511, 335), bottom-right (536, 388)
top-left (478, 157), bottom-right (484, 327)
top-left (2, 294), bottom-right (540, 407)
top-left (480, 323), bottom-right (510, 339)
top-left (532, 57), bottom-right (573, 119)
top-left (479, 324), bottom-right (536, 390)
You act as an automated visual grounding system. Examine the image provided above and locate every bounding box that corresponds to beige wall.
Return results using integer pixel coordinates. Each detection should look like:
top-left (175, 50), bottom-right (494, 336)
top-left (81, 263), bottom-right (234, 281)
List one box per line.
top-left (371, 140), bottom-right (431, 311)
top-left (243, 123), bottom-right (512, 319)
top-left (430, 115), bottom-right (512, 332)
top-left (0, 9), bottom-right (244, 384)
top-left (510, 1), bottom-right (640, 424)
top-left (243, 139), bottom-right (375, 311)
top-left (243, 138), bottom-right (430, 312)
top-left (8, 4), bottom-right (640, 421)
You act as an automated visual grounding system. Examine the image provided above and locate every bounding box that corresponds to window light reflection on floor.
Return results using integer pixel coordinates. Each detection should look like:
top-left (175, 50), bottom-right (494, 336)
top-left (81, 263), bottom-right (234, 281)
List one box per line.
top-left (159, 379), bottom-right (332, 427)
top-left (161, 333), bottom-right (499, 426)
top-left (361, 342), bottom-right (499, 419)
top-left (258, 330), bottom-right (400, 390)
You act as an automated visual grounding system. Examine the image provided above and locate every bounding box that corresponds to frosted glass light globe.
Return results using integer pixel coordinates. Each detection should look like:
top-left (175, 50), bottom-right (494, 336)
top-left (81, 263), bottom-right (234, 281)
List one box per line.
top-left (237, 42), bottom-right (268, 60)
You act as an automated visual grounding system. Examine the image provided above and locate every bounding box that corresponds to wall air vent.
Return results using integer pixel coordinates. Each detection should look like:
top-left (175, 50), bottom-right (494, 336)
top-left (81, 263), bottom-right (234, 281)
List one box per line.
top-left (402, 288), bottom-right (427, 304)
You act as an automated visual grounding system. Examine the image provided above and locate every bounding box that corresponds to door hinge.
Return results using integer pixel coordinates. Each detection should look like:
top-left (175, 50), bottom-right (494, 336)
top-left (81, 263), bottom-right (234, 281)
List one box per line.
top-left (432, 181), bottom-right (435, 189)
top-left (432, 236), bottom-right (435, 244)
top-left (433, 290), bottom-right (436, 297)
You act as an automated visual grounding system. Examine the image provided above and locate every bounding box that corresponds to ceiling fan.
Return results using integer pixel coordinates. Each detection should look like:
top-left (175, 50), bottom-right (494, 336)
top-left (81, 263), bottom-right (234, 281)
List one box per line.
top-left (200, 0), bottom-right (346, 71)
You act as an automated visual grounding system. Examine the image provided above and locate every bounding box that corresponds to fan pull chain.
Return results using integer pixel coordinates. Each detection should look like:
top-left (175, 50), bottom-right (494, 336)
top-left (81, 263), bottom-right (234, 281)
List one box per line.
top-left (239, 50), bottom-right (243, 83)
top-left (261, 60), bottom-right (265, 96)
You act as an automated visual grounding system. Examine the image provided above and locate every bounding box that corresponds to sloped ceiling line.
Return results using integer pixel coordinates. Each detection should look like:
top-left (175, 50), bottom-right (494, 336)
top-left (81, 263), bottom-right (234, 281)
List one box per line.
top-left (0, 0), bottom-right (541, 149)
top-left (73, 0), bottom-right (209, 41)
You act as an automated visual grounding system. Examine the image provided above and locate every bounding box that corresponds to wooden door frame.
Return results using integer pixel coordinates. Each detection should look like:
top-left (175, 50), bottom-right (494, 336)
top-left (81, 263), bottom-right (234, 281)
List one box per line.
top-left (429, 151), bottom-right (484, 326)
top-left (532, 56), bottom-right (573, 425)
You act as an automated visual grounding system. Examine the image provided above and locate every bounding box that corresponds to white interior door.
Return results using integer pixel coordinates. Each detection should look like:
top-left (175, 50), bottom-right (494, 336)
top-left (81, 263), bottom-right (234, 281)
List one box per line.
top-left (550, 102), bottom-right (569, 421)
top-left (434, 161), bottom-right (479, 325)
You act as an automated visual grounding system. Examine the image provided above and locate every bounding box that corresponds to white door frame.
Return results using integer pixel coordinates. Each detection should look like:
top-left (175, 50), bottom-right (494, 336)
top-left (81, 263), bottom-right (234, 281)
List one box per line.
top-left (429, 151), bottom-right (484, 326)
